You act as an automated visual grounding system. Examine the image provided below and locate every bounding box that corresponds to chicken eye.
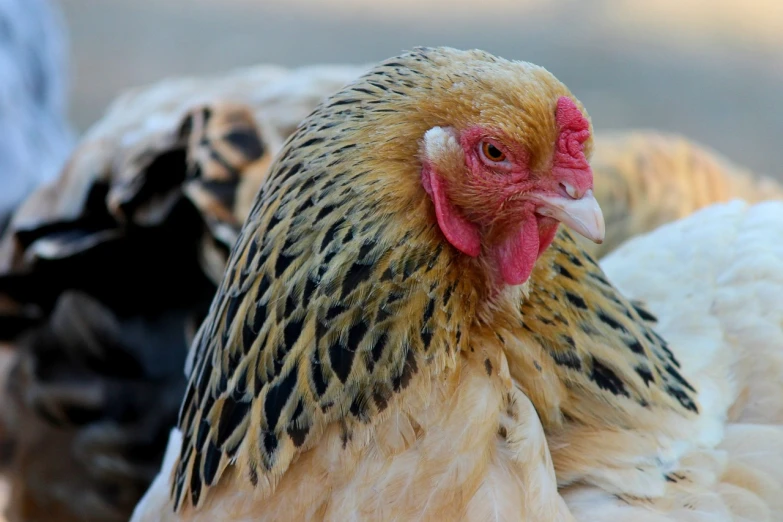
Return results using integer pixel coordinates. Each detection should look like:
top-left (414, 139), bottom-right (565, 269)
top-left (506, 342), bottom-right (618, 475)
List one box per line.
top-left (481, 141), bottom-right (507, 162)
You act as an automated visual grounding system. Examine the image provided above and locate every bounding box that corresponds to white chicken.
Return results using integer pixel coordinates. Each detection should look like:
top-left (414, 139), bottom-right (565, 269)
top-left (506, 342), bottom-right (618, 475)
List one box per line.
top-left (562, 199), bottom-right (783, 521)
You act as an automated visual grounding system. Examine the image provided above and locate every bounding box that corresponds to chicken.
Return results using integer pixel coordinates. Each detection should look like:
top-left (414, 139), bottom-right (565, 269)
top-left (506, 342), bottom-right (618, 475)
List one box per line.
top-left (128, 47), bottom-right (783, 522)
top-left (584, 131), bottom-right (783, 258)
top-left (558, 199), bottom-right (783, 520)
top-left (0, 101), bottom-right (275, 522)
top-left (131, 45), bottom-right (612, 521)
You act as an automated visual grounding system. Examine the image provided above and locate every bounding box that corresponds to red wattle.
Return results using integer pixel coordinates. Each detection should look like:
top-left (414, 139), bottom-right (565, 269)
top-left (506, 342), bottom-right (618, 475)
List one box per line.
top-left (424, 166), bottom-right (481, 257)
top-left (493, 217), bottom-right (540, 286)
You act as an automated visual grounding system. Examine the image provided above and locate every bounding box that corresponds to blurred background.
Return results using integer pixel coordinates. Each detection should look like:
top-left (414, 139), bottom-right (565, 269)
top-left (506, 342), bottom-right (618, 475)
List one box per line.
top-left (60, 0), bottom-right (783, 174)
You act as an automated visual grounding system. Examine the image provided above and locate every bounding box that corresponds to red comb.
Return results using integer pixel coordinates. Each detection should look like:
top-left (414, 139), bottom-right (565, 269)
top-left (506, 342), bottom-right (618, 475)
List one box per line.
top-left (554, 96), bottom-right (590, 171)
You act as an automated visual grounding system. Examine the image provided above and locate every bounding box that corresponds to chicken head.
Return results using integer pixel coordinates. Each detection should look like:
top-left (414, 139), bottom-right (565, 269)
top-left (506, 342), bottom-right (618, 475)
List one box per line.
top-left (420, 96), bottom-right (605, 286)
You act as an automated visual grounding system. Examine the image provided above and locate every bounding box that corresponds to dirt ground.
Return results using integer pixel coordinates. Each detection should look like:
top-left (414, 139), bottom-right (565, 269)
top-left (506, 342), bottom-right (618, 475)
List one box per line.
top-left (59, 0), bottom-right (783, 175)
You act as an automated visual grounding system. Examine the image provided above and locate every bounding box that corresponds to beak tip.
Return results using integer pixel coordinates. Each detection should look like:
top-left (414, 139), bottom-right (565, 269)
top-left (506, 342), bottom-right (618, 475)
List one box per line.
top-left (589, 190), bottom-right (606, 244)
top-left (593, 220), bottom-right (606, 245)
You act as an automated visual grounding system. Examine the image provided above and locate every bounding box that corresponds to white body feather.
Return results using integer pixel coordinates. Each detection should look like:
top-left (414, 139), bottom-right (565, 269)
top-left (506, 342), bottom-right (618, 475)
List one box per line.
top-left (565, 200), bottom-right (783, 520)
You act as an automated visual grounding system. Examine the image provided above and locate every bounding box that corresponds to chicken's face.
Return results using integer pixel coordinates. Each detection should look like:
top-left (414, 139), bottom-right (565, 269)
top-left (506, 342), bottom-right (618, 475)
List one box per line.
top-left (420, 95), bottom-right (605, 287)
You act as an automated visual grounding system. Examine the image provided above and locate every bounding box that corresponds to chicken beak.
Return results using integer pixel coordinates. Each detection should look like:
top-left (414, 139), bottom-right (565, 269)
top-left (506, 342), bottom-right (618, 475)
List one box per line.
top-left (534, 189), bottom-right (606, 244)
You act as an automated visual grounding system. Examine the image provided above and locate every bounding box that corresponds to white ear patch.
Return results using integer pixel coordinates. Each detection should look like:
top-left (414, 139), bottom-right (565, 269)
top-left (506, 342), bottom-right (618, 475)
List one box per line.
top-left (423, 126), bottom-right (461, 161)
